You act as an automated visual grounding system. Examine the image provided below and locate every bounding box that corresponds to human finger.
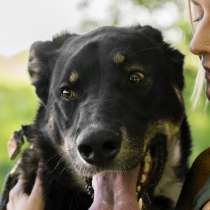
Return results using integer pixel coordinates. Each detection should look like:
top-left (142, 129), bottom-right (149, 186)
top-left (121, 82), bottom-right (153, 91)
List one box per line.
top-left (28, 167), bottom-right (44, 210)
top-left (203, 201), bottom-right (210, 210)
top-left (7, 188), bottom-right (28, 210)
top-left (8, 178), bottom-right (25, 202)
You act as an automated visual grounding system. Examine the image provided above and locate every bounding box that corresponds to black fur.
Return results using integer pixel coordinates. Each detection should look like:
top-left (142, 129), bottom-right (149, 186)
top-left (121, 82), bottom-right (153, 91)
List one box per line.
top-left (0, 25), bottom-right (191, 210)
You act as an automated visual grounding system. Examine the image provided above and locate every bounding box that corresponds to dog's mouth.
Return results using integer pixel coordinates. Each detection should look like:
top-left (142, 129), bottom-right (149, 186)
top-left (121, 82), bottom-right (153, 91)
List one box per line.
top-left (85, 138), bottom-right (166, 210)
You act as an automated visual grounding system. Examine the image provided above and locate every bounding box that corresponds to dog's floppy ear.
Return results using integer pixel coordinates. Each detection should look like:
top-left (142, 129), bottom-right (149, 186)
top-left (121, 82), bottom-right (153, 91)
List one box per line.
top-left (28, 33), bottom-right (76, 104)
top-left (136, 25), bottom-right (163, 43)
top-left (137, 25), bottom-right (184, 90)
top-left (163, 43), bottom-right (184, 90)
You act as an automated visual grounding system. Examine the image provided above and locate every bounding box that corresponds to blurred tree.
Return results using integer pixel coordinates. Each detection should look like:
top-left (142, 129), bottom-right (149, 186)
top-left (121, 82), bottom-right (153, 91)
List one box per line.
top-left (75, 0), bottom-right (186, 45)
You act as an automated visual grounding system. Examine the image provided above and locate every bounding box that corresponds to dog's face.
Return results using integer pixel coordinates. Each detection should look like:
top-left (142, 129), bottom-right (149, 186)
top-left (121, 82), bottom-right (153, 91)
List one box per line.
top-left (29, 26), bottom-right (184, 209)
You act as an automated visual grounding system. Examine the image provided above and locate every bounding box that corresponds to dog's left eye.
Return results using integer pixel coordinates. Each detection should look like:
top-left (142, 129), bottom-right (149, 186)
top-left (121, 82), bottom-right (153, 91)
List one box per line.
top-left (129, 72), bottom-right (145, 84)
top-left (60, 87), bottom-right (79, 101)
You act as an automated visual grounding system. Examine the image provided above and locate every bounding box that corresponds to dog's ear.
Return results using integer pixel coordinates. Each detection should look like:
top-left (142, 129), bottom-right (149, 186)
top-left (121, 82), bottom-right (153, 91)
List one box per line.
top-left (28, 33), bottom-right (76, 104)
top-left (137, 25), bottom-right (184, 90)
top-left (135, 25), bottom-right (163, 43)
top-left (163, 43), bottom-right (184, 90)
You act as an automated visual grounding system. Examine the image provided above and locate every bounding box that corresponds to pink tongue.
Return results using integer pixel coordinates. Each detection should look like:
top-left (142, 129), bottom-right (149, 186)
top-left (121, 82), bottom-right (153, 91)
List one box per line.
top-left (89, 167), bottom-right (140, 210)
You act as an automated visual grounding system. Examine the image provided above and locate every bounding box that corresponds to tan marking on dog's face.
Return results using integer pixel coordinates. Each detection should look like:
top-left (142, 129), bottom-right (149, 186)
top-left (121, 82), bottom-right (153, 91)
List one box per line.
top-left (118, 121), bottom-right (180, 166)
top-left (113, 52), bottom-right (125, 64)
top-left (119, 127), bottom-right (133, 158)
top-left (69, 71), bottom-right (79, 83)
top-left (143, 119), bottom-right (183, 205)
top-left (144, 120), bottom-right (180, 145)
top-left (116, 127), bottom-right (145, 164)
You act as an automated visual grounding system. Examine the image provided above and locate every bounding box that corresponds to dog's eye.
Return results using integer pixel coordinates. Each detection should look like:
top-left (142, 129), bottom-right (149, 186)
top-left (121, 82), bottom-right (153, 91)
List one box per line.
top-left (129, 72), bottom-right (145, 84)
top-left (60, 87), bottom-right (79, 101)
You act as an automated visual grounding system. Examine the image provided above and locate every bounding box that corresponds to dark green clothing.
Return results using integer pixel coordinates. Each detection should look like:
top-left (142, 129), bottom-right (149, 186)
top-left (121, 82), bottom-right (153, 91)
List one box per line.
top-left (193, 177), bottom-right (210, 210)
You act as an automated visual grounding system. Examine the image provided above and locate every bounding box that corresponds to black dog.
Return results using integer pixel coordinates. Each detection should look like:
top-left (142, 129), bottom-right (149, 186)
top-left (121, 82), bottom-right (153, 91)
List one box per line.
top-left (0, 25), bottom-right (191, 210)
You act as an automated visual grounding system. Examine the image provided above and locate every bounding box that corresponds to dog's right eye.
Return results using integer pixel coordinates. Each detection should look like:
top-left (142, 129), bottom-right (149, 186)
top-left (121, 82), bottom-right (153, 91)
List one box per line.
top-left (60, 87), bottom-right (79, 101)
top-left (129, 72), bottom-right (145, 84)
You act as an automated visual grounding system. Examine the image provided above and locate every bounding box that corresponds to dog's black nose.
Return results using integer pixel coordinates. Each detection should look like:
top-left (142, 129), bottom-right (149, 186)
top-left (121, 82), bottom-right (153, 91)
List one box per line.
top-left (77, 130), bottom-right (121, 165)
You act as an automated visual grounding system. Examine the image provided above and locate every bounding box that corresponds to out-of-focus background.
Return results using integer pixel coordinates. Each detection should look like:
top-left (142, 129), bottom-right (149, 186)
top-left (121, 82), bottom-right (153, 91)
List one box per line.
top-left (0, 0), bottom-right (209, 190)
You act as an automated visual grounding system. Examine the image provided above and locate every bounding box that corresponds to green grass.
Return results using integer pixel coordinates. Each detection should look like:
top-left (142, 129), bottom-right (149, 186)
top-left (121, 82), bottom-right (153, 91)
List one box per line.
top-left (0, 76), bottom-right (38, 188)
top-left (0, 69), bottom-right (209, 191)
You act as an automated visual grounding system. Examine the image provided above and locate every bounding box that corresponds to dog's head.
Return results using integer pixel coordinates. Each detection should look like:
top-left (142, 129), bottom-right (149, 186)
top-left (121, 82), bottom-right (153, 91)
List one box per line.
top-left (29, 25), bottom-right (184, 209)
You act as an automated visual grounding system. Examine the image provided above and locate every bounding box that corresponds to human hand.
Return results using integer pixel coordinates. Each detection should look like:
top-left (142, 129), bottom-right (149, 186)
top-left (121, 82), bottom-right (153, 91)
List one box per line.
top-left (202, 201), bottom-right (210, 210)
top-left (6, 173), bottom-right (44, 210)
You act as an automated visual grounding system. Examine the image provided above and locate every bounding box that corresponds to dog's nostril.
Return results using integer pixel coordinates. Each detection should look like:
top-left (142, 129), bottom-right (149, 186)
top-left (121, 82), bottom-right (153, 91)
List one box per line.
top-left (103, 141), bottom-right (118, 153)
top-left (78, 145), bottom-right (93, 159)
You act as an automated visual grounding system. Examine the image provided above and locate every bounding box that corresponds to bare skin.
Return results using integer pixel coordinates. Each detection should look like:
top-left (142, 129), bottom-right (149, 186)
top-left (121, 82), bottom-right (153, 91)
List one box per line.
top-left (190, 0), bottom-right (210, 209)
top-left (6, 172), bottom-right (44, 210)
top-left (203, 201), bottom-right (210, 210)
top-left (190, 0), bottom-right (210, 100)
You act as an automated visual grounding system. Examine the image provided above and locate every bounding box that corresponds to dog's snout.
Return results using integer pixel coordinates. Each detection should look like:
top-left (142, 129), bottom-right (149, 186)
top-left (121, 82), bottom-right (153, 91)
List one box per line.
top-left (77, 130), bottom-right (121, 165)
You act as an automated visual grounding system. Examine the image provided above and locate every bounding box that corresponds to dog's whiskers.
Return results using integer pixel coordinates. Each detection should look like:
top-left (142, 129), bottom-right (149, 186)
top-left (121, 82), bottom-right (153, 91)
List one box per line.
top-left (58, 164), bottom-right (68, 177)
top-left (45, 154), bottom-right (59, 165)
top-left (49, 156), bottom-right (64, 174)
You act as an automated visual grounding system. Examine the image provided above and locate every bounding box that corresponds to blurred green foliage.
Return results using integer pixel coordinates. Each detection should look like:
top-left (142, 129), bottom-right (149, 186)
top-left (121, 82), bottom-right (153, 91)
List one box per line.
top-left (178, 19), bottom-right (210, 163)
top-left (133, 0), bottom-right (174, 8)
top-left (0, 75), bottom-right (37, 189)
top-left (183, 68), bottom-right (210, 163)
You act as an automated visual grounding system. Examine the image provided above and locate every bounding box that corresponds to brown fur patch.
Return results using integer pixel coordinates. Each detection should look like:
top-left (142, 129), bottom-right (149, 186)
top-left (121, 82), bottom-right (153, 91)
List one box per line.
top-left (113, 52), bottom-right (125, 64)
top-left (69, 71), bottom-right (79, 83)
